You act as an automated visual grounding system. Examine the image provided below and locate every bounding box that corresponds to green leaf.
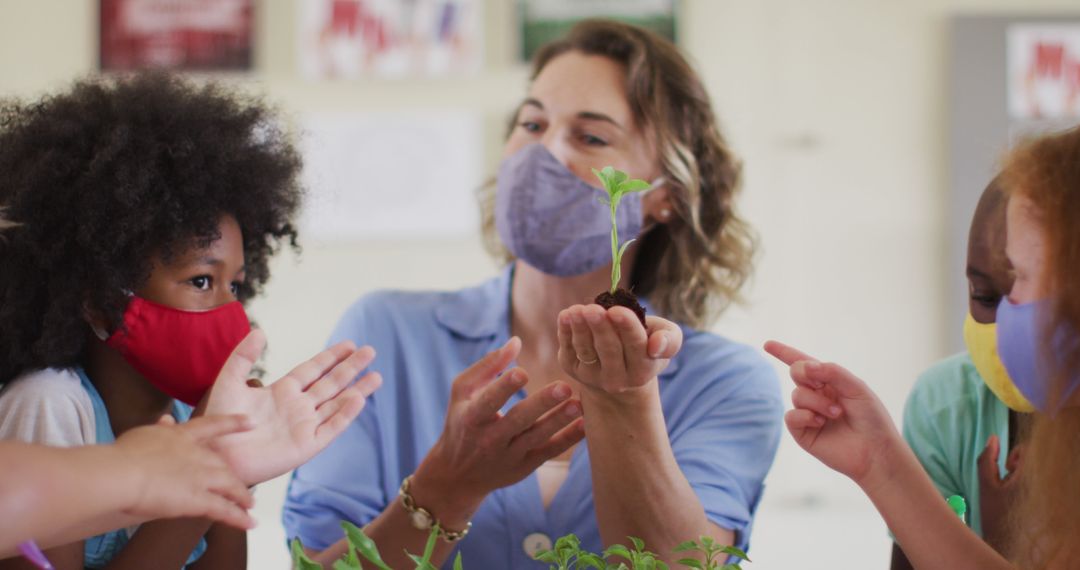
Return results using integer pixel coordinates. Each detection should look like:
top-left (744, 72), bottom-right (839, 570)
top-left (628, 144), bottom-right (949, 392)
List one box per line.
top-left (676, 558), bottom-right (704, 569)
top-left (628, 537), bottom-right (646, 552)
top-left (719, 565), bottom-right (743, 570)
top-left (575, 553), bottom-right (607, 569)
top-left (453, 552), bottom-right (464, 570)
top-left (603, 545), bottom-right (632, 560)
top-left (416, 525), bottom-right (440, 567)
top-left (673, 541), bottom-right (699, 553)
top-left (332, 559), bottom-right (362, 570)
top-left (291, 538), bottom-right (325, 570)
top-left (341, 521), bottom-right (393, 570)
top-left (718, 546), bottom-right (750, 562)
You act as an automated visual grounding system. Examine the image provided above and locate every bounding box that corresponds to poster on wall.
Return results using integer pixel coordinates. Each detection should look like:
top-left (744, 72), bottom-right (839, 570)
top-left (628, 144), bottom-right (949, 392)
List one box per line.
top-left (299, 112), bottom-right (482, 242)
top-left (519, 0), bottom-right (676, 61)
top-left (298, 0), bottom-right (482, 79)
top-left (1007, 24), bottom-right (1080, 120)
top-left (99, 0), bottom-right (253, 71)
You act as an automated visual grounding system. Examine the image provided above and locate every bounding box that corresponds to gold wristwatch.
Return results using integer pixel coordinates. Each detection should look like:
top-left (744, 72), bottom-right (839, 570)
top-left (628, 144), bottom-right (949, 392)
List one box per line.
top-left (399, 475), bottom-right (472, 543)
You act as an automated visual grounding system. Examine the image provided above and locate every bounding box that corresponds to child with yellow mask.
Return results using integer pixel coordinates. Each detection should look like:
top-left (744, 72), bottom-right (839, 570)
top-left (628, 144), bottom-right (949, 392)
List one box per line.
top-left (889, 177), bottom-right (1033, 570)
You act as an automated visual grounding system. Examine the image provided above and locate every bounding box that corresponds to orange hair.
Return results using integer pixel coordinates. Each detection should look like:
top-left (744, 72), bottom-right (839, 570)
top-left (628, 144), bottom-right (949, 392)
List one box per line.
top-left (1000, 125), bottom-right (1080, 567)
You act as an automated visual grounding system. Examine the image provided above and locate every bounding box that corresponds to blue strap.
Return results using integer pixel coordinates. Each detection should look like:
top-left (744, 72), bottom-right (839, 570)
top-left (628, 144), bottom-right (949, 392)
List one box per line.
top-left (75, 368), bottom-right (207, 568)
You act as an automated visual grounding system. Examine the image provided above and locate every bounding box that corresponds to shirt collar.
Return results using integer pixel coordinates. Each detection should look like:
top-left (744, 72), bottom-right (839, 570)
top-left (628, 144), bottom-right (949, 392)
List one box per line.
top-left (434, 265), bottom-right (682, 379)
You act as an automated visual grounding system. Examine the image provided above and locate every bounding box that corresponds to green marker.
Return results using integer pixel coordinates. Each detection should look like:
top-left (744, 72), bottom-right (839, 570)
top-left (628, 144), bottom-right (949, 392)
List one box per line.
top-left (946, 495), bottom-right (967, 523)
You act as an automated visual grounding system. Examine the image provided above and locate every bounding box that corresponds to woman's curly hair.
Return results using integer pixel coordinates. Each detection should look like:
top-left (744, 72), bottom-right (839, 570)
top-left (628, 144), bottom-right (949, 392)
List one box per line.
top-left (0, 72), bottom-right (303, 382)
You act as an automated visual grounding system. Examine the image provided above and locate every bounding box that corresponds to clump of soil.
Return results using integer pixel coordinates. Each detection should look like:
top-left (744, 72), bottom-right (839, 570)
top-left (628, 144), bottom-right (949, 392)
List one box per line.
top-left (595, 288), bottom-right (646, 328)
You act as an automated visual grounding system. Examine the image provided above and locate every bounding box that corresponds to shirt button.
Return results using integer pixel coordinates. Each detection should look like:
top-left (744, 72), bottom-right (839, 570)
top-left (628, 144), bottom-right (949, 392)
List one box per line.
top-left (523, 532), bottom-right (553, 559)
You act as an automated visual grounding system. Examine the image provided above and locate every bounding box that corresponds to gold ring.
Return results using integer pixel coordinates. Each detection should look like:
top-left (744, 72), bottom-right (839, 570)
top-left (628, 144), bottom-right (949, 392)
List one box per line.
top-left (577, 354), bottom-right (599, 365)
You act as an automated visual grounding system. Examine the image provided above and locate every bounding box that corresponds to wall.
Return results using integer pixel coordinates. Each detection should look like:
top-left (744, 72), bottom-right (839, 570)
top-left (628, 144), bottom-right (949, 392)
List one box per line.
top-left (2, 1), bottom-right (1078, 568)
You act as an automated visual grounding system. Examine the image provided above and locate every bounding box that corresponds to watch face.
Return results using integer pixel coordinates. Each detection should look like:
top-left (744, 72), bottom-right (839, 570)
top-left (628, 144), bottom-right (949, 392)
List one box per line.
top-left (409, 509), bottom-right (433, 530)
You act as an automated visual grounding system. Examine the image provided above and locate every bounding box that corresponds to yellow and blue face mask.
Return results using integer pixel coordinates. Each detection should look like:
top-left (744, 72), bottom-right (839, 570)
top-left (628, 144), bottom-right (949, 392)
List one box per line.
top-left (962, 313), bottom-right (1036, 413)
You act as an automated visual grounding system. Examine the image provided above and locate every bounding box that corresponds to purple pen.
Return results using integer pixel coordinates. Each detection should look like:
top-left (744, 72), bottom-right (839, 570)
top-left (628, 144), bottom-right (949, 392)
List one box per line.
top-left (17, 541), bottom-right (54, 570)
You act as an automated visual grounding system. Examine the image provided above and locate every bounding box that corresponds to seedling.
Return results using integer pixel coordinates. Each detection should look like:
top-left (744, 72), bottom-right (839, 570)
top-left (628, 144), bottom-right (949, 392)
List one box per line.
top-left (673, 536), bottom-right (750, 570)
top-left (591, 166), bottom-right (652, 327)
top-left (289, 522), bottom-right (463, 570)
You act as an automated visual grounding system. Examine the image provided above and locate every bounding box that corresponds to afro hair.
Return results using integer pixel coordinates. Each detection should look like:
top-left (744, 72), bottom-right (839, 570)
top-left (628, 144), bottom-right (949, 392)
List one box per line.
top-left (0, 72), bottom-right (303, 382)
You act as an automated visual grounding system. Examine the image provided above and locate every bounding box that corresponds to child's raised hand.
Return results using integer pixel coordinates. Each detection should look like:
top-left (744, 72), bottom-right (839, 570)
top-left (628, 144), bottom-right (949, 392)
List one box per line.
top-left (202, 329), bottom-right (383, 486)
top-left (764, 340), bottom-right (906, 488)
top-left (556, 304), bottom-right (682, 397)
top-left (113, 414), bottom-right (256, 529)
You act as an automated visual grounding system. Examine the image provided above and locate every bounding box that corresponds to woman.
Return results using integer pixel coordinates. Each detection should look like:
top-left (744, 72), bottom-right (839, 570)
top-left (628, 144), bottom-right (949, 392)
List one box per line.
top-left (768, 125), bottom-right (1080, 568)
top-left (284, 20), bottom-right (783, 568)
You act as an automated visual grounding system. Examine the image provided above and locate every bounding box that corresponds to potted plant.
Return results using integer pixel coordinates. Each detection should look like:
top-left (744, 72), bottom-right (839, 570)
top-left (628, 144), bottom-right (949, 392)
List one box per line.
top-left (591, 166), bottom-right (652, 328)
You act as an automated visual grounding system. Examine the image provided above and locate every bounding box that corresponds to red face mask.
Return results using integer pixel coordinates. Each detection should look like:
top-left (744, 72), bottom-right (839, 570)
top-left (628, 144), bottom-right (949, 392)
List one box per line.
top-left (106, 297), bottom-right (252, 406)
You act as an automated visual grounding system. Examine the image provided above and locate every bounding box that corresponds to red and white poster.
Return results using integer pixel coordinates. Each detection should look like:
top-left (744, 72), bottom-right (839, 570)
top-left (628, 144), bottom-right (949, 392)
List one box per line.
top-left (298, 0), bottom-right (481, 79)
top-left (100, 0), bottom-right (253, 71)
top-left (1008, 24), bottom-right (1080, 120)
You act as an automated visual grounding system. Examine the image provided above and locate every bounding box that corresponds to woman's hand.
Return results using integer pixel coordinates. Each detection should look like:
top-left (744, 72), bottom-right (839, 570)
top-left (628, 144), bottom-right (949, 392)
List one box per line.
top-left (764, 340), bottom-right (906, 489)
top-left (113, 414), bottom-right (256, 530)
top-left (409, 337), bottom-right (585, 528)
top-left (556, 304), bottom-right (682, 397)
top-left (202, 329), bottom-right (383, 486)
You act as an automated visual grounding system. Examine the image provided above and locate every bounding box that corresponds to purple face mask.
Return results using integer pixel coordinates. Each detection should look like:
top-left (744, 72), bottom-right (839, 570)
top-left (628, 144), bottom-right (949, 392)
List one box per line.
top-left (495, 144), bottom-right (646, 277)
top-left (996, 298), bottom-right (1080, 413)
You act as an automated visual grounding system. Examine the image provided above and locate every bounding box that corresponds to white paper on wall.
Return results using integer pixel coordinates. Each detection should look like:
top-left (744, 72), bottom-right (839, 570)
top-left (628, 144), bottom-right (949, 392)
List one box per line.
top-left (299, 112), bottom-right (483, 242)
top-left (1007, 24), bottom-right (1080, 120)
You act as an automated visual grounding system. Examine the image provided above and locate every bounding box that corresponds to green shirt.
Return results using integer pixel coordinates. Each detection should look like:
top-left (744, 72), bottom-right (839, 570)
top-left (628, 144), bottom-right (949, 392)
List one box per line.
top-left (901, 352), bottom-right (1011, 537)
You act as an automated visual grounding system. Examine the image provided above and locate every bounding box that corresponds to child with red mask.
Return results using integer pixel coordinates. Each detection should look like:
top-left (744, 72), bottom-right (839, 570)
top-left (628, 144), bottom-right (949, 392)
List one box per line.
top-left (0, 73), bottom-right (382, 569)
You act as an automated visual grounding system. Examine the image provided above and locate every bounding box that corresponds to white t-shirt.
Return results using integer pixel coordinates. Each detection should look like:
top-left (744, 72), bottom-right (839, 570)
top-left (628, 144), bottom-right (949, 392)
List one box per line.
top-left (0, 368), bottom-right (97, 446)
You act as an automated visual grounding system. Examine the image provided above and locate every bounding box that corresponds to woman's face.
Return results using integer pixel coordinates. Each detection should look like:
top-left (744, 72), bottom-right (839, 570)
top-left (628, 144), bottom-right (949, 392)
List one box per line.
top-left (505, 51), bottom-right (662, 188)
top-left (138, 214), bottom-right (246, 311)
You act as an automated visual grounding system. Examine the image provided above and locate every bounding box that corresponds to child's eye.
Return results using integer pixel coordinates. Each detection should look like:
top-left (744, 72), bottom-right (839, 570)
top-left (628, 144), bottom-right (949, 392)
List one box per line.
top-left (190, 276), bottom-right (212, 291)
top-left (970, 292), bottom-right (1001, 308)
top-left (230, 282), bottom-right (241, 296)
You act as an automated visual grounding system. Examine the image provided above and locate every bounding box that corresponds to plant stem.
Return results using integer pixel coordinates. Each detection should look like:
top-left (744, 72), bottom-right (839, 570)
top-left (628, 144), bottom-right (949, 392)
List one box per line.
top-left (610, 196), bottom-right (619, 294)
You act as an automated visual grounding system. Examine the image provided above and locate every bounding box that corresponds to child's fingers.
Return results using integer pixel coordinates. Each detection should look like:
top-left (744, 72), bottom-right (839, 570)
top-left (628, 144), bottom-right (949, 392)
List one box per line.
top-left (181, 414), bottom-right (254, 443)
top-left (313, 387), bottom-right (368, 448)
top-left (216, 329), bottom-right (268, 388)
top-left (304, 346), bottom-right (377, 404)
top-left (200, 493), bottom-right (257, 530)
top-left (801, 361), bottom-right (873, 400)
top-left (764, 340), bottom-right (819, 367)
top-left (284, 340), bottom-right (359, 391)
top-left (314, 372), bottom-right (380, 424)
top-left (791, 386), bottom-right (843, 419)
top-left (784, 408), bottom-right (827, 432)
top-left (977, 435), bottom-right (1001, 485)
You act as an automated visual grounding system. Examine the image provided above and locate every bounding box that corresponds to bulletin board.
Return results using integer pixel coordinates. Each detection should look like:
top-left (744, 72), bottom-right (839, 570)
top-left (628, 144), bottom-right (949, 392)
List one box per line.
top-left (948, 14), bottom-right (1080, 349)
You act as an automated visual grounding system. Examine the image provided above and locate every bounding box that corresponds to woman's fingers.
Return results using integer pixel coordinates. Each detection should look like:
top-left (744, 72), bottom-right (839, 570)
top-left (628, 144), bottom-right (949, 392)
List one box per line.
top-left (467, 368), bottom-right (528, 425)
top-left (791, 386), bottom-right (843, 420)
top-left (567, 306), bottom-right (599, 364)
top-left (509, 399), bottom-right (582, 452)
top-left (304, 346), bottom-right (377, 404)
top-left (799, 361), bottom-right (871, 399)
top-left (522, 418), bottom-right (586, 466)
top-left (644, 316), bottom-right (682, 359)
top-left (584, 305), bottom-right (626, 375)
top-left (556, 310), bottom-right (579, 373)
top-left (499, 381), bottom-right (573, 436)
top-left (453, 337), bottom-right (522, 396)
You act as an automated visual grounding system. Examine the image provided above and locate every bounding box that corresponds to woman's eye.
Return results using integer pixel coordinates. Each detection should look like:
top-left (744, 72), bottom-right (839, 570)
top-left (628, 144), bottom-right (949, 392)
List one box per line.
top-left (520, 121), bottom-right (542, 133)
top-left (190, 276), bottom-right (212, 291)
top-left (581, 133), bottom-right (608, 147)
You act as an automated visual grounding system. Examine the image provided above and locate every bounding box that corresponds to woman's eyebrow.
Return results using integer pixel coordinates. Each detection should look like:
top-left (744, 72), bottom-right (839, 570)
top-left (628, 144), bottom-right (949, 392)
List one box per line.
top-left (577, 111), bottom-right (624, 130)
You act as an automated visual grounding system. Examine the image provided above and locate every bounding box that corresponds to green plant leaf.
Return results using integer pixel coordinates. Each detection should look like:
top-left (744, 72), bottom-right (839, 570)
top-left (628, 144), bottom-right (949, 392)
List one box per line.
top-left (331, 559), bottom-right (362, 570)
top-left (673, 541), bottom-right (699, 553)
top-left (415, 525), bottom-right (440, 568)
top-left (628, 537), bottom-right (646, 552)
top-left (676, 558), bottom-right (704, 569)
top-left (341, 521), bottom-right (393, 570)
top-left (719, 565), bottom-right (743, 570)
top-left (291, 538), bottom-right (325, 570)
top-left (718, 546), bottom-right (750, 562)
top-left (575, 552), bottom-right (607, 569)
top-left (453, 552), bottom-right (464, 570)
top-left (603, 544), bottom-right (632, 561)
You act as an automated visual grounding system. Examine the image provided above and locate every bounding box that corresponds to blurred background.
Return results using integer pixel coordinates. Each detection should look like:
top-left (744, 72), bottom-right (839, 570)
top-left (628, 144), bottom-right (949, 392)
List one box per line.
top-left (3, 1), bottom-right (1080, 568)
